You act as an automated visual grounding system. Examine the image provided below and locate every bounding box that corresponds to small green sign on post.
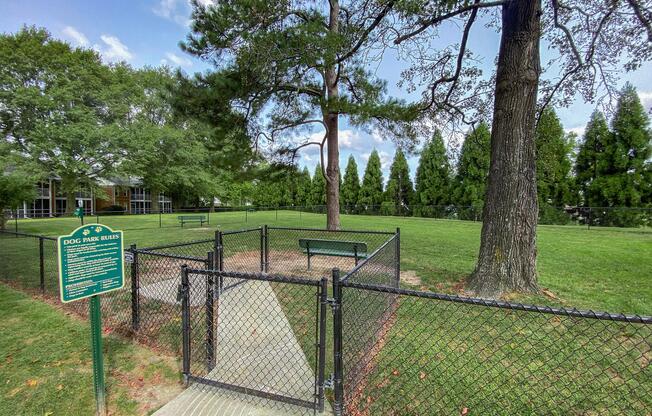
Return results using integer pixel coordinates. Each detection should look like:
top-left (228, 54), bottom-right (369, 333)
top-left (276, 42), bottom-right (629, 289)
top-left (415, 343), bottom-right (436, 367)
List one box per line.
top-left (58, 224), bottom-right (124, 415)
top-left (74, 206), bottom-right (84, 225)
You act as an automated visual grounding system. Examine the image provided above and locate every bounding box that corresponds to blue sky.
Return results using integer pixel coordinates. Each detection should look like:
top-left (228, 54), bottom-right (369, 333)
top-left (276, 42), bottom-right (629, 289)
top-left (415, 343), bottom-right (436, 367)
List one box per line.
top-left (2, 0), bottom-right (651, 183)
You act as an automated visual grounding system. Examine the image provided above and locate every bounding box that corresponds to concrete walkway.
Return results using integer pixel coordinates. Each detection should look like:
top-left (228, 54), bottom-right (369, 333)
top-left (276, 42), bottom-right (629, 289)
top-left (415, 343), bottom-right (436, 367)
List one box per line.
top-left (154, 278), bottom-right (330, 416)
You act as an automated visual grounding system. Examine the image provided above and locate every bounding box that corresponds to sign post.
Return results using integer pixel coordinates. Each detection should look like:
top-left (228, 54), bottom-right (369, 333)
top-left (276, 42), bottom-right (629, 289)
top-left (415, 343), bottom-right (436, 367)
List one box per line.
top-left (74, 206), bottom-right (84, 226)
top-left (58, 224), bottom-right (124, 415)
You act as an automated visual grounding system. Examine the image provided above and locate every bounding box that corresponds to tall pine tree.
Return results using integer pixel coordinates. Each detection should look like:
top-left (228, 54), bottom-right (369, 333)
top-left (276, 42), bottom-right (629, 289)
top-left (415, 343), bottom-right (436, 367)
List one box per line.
top-left (576, 111), bottom-right (610, 207)
top-left (595, 84), bottom-right (651, 225)
top-left (295, 167), bottom-right (312, 206)
top-left (383, 149), bottom-right (414, 215)
top-left (358, 150), bottom-right (384, 209)
top-left (535, 108), bottom-right (575, 223)
top-left (309, 164), bottom-right (327, 207)
top-left (341, 155), bottom-right (361, 210)
top-left (453, 123), bottom-right (491, 219)
top-left (415, 130), bottom-right (451, 217)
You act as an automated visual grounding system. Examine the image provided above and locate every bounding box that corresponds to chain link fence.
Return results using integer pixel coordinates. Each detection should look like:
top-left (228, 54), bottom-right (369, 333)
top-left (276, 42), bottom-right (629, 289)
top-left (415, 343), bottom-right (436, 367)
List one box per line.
top-left (335, 242), bottom-right (652, 415)
top-left (3, 226), bottom-right (650, 415)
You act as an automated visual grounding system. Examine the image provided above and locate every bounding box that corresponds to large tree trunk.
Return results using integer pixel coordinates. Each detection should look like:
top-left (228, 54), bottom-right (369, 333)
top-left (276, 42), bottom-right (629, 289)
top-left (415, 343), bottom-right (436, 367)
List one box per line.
top-left (467, 0), bottom-right (541, 297)
top-left (325, 0), bottom-right (341, 230)
top-left (65, 190), bottom-right (77, 214)
top-left (150, 187), bottom-right (160, 214)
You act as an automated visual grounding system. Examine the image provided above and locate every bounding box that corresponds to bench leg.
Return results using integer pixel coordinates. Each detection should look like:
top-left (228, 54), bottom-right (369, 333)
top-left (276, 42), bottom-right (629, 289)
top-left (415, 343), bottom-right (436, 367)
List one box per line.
top-left (307, 254), bottom-right (311, 271)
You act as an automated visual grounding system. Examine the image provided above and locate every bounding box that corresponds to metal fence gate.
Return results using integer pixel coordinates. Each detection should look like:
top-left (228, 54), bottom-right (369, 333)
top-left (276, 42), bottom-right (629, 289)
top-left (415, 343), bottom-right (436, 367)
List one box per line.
top-left (179, 266), bottom-right (328, 414)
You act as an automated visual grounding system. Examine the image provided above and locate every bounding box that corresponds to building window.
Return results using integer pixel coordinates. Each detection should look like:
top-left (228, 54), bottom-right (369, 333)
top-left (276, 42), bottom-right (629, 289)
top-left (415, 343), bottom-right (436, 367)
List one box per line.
top-left (28, 182), bottom-right (50, 217)
top-left (159, 193), bottom-right (172, 213)
top-left (130, 187), bottom-right (151, 214)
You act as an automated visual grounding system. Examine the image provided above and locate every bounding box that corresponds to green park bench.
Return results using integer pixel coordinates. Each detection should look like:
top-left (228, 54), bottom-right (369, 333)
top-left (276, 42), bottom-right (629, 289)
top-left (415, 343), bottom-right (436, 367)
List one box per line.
top-left (298, 238), bottom-right (368, 270)
top-left (177, 215), bottom-right (207, 227)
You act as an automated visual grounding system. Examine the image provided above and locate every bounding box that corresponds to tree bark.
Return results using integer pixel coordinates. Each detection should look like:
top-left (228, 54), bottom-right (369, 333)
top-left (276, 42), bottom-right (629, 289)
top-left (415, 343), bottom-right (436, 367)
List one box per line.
top-left (150, 187), bottom-right (160, 214)
top-left (467, 0), bottom-right (541, 297)
top-left (325, 0), bottom-right (341, 230)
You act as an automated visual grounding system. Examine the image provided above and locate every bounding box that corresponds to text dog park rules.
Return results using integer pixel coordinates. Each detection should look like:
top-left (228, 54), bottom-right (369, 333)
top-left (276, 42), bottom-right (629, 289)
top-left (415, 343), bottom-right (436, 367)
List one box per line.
top-left (58, 224), bottom-right (125, 303)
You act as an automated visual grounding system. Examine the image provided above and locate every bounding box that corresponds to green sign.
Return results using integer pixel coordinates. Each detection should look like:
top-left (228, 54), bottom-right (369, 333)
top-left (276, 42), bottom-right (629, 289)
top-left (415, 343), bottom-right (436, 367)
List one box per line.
top-left (58, 224), bottom-right (125, 303)
top-left (74, 207), bottom-right (84, 218)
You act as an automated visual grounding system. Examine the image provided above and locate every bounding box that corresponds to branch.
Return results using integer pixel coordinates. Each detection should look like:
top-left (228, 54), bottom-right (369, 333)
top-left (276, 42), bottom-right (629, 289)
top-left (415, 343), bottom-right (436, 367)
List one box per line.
top-left (270, 119), bottom-right (327, 141)
top-left (423, 0), bottom-right (479, 111)
top-left (552, 0), bottom-right (583, 65)
top-left (276, 84), bottom-right (323, 98)
top-left (393, 0), bottom-right (506, 45)
top-left (336, 0), bottom-right (397, 64)
top-left (627, 0), bottom-right (652, 43)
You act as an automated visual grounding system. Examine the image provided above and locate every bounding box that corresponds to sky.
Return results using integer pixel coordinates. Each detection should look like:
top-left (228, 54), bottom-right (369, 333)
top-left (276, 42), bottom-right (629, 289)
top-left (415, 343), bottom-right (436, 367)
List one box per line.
top-left (2, 0), bottom-right (651, 183)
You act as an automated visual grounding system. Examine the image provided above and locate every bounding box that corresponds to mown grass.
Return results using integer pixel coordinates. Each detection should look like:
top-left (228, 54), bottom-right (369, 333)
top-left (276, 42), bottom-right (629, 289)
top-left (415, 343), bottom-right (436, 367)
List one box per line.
top-left (0, 284), bottom-right (181, 416)
top-left (3, 210), bottom-right (651, 415)
top-left (9, 210), bottom-right (652, 314)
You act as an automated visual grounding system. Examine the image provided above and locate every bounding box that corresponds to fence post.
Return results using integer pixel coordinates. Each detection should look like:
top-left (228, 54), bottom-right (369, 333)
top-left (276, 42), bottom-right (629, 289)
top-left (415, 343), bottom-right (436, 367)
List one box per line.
top-left (245, 209), bottom-right (248, 223)
top-left (180, 265), bottom-right (191, 386)
top-left (130, 244), bottom-right (140, 332)
top-left (159, 210), bottom-right (162, 228)
top-left (332, 268), bottom-right (344, 416)
top-left (264, 225), bottom-right (269, 273)
top-left (14, 209), bottom-right (18, 234)
top-left (317, 277), bottom-right (328, 413)
top-left (260, 226), bottom-right (265, 272)
top-left (205, 252), bottom-right (215, 372)
top-left (395, 227), bottom-right (401, 287)
top-left (207, 209), bottom-right (210, 225)
top-left (217, 231), bottom-right (224, 294)
top-left (39, 237), bottom-right (45, 293)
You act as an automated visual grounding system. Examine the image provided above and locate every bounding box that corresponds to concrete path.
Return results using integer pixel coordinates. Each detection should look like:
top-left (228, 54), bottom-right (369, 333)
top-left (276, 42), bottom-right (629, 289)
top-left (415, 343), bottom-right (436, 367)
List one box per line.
top-left (154, 278), bottom-right (330, 416)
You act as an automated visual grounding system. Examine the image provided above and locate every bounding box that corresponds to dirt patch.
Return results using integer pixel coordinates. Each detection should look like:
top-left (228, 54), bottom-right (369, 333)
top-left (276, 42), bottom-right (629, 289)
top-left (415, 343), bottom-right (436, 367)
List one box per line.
top-left (400, 270), bottom-right (421, 286)
top-left (224, 249), bottom-right (359, 278)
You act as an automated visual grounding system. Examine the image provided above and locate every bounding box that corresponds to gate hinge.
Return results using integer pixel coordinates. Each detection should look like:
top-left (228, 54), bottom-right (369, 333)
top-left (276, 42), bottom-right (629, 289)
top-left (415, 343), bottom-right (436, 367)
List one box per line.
top-left (324, 374), bottom-right (335, 390)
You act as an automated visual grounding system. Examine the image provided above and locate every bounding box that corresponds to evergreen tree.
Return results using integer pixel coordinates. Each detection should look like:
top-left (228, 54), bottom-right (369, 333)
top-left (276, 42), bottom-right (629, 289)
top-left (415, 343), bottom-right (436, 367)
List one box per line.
top-left (383, 149), bottom-right (414, 215)
top-left (309, 164), bottom-right (327, 207)
top-left (295, 167), bottom-right (312, 206)
top-left (341, 156), bottom-right (361, 209)
top-left (576, 111), bottom-right (610, 207)
top-left (415, 131), bottom-right (452, 217)
top-left (596, 84), bottom-right (651, 225)
top-left (453, 123), bottom-right (490, 219)
top-left (535, 108), bottom-right (575, 223)
top-left (358, 150), bottom-right (384, 208)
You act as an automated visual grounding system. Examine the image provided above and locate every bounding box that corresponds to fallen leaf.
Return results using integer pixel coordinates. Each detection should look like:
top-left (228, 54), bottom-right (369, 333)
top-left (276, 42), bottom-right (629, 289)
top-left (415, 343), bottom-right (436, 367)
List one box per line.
top-left (391, 369), bottom-right (399, 376)
top-left (461, 407), bottom-right (469, 415)
top-left (26, 379), bottom-right (38, 387)
top-left (419, 371), bottom-right (427, 380)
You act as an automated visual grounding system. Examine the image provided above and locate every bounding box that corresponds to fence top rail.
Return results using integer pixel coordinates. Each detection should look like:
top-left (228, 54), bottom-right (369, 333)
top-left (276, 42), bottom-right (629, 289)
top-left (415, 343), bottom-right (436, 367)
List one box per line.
top-left (342, 281), bottom-right (652, 324)
top-left (0, 229), bottom-right (57, 241)
top-left (341, 234), bottom-right (398, 282)
top-left (186, 268), bottom-right (321, 287)
top-left (138, 238), bottom-right (214, 252)
top-left (268, 225), bottom-right (396, 235)
top-left (134, 249), bottom-right (207, 263)
top-left (221, 227), bottom-right (262, 235)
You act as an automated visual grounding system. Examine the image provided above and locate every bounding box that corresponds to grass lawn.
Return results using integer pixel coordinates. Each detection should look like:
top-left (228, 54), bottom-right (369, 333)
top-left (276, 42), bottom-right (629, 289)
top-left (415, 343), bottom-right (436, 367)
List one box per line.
top-left (10, 210), bottom-right (652, 314)
top-left (0, 284), bottom-right (181, 415)
top-left (2, 211), bottom-right (650, 415)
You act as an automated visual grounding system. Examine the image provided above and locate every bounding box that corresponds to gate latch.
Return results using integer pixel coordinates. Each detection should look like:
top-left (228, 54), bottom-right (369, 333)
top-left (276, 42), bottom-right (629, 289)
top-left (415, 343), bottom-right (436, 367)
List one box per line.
top-left (177, 284), bottom-right (188, 302)
top-left (324, 374), bottom-right (335, 390)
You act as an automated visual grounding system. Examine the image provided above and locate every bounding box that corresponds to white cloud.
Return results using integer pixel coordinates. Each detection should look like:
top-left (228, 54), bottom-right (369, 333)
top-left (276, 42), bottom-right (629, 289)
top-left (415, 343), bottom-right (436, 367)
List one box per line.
top-left (565, 126), bottom-right (586, 138)
top-left (62, 26), bottom-right (89, 47)
top-left (153, 0), bottom-right (191, 26)
top-left (96, 35), bottom-right (133, 62)
top-left (639, 91), bottom-right (652, 113)
top-left (339, 130), bottom-right (364, 150)
top-left (163, 52), bottom-right (193, 67)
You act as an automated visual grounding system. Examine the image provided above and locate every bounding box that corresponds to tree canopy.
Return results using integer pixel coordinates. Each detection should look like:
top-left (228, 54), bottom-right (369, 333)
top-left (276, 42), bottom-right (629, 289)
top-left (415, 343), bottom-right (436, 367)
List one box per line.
top-left (358, 150), bottom-right (385, 208)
